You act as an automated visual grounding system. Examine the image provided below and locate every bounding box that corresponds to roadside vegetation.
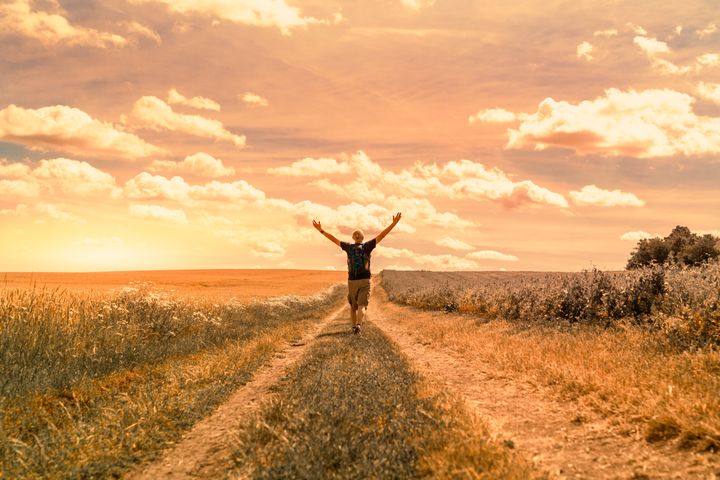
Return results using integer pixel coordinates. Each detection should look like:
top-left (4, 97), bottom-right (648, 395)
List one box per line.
top-left (230, 320), bottom-right (538, 479)
top-left (0, 284), bottom-right (344, 479)
top-left (381, 266), bottom-right (720, 453)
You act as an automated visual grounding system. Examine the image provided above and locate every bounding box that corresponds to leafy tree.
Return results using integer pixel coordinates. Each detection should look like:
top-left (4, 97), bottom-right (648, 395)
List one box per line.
top-left (626, 226), bottom-right (720, 269)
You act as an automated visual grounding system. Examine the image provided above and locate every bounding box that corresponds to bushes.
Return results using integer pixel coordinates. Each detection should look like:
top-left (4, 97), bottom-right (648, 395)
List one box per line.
top-left (382, 262), bottom-right (720, 347)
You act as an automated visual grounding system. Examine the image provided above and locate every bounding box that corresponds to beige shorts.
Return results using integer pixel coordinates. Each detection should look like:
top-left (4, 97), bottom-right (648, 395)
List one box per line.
top-left (347, 278), bottom-right (371, 309)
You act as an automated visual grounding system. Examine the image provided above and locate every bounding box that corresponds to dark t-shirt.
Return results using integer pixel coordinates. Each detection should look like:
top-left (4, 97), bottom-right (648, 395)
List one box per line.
top-left (340, 238), bottom-right (377, 280)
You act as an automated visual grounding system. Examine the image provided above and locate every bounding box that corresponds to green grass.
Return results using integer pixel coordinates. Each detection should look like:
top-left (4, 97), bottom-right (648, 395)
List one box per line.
top-left (231, 320), bottom-right (538, 479)
top-left (0, 285), bottom-right (344, 479)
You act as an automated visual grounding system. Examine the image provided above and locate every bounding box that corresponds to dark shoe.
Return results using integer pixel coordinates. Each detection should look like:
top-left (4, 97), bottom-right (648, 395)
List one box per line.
top-left (353, 325), bottom-right (360, 334)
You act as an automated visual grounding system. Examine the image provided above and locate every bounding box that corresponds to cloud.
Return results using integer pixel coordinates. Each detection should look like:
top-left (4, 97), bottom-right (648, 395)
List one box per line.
top-left (268, 157), bottom-right (351, 176)
top-left (466, 250), bottom-right (519, 261)
top-left (0, 179), bottom-right (40, 197)
top-left (399, 0), bottom-right (436, 9)
top-left (0, 0), bottom-right (127, 47)
top-left (468, 108), bottom-right (521, 123)
top-left (504, 88), bottom-right (720, 158)
top-left (250, 241), bottom-right (286, 259)
top-left (626, 23), bottom-right (647, 36)
top-left (620, 230), bottom-right (660, 241)
top-left (241, 92), bottom-right (269, 107)
top-left (31, 158), bottom-right (117, 196)
top-left (697, 82), bottom-right (720, 105)
top-left (375, 246), bottom-right (479, 270)
top-left (149, 152), bottom-right (235, 178)
top-left (633, 35), bottom-right (690, 75)
top-left (697, 23), bottom-right (718, 38)
top-left (436, 237), bottom-right (474, 251)
top-left (129, 204), bottom-right (188, 223)
top-left (0, 104), bottom-right (166, 159)
top-left (128, 0), bottom-right (342, 35)
top-left (0, 157), bottom-right (117, 197)
top-left (128, 96), bottom-right (245, 146)
top-left (1, 202), bottom-right (84, 223)
top-left (124, 172), bottom-right (265, 204)
top-left (273, 151), bottom-right (567, 209)
top-left (167, 88), bottom-right (220, 111)
top-left (569, 185), bottom-right (645, 207)
top-left (593, 29), bottom-right (618, 37)
top-left (697, 53), bottom-right (720, 68)
top-left (120, 21), bottom-right (162, 44)
top-left (576, 41), bottom-right (593, 60)
top-left (124, 172), bottom-right (190, 201)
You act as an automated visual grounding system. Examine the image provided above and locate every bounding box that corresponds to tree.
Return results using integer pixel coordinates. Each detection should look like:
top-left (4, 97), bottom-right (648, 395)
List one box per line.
top-left (626, 226), bottom-right (720, 269)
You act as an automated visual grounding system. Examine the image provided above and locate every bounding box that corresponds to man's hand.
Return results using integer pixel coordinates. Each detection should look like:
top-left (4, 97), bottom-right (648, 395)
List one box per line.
top-left (313, 220), bottom-right (323, 232)
top-left (392, 212), bottom-right (402, 225)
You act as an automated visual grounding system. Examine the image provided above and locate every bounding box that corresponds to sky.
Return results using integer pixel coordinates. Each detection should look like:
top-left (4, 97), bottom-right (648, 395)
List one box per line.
top-left (1, 0), bottom-right (719, 272)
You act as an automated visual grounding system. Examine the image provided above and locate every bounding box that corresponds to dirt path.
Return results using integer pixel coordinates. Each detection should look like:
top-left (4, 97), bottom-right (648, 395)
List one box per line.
top-left (369, 284), bottom-right (720, 480)
top-left (125, 303), bottom-right (348, 480)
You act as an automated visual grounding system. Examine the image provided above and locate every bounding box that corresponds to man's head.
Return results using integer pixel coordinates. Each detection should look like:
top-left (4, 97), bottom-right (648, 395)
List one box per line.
top-left (352, 230), bottom-right (364, 244)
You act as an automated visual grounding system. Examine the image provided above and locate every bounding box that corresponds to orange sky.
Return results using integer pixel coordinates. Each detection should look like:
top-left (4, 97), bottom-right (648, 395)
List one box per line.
top-left (1, 0), bottom-right (719, 272)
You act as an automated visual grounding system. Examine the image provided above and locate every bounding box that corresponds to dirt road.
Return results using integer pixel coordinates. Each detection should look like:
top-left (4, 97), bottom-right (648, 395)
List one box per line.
top-left (369, 283), bottom-right (719, 479)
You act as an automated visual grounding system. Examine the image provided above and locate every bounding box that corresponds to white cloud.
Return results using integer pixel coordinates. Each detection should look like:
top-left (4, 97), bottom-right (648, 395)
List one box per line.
top-left (0, 159), bottom-right (31, 178)
top-left (167, 88), bottom-right (221, 111)
top-left (120, 21), bottom-right (161, 44)
top-left (504, 88), bottom-right (720, 158)
top-left (593, 29), bottom-right (618, 37)
top-left (626, 23), bottom-right (647, 36)
top-left (129, 96), bottom-right (245, 146)
top-left (0, 0), bottom-right (127, 47)
top-left (697, 23), bottom-right (718, 38)
top-left (633, 35), bottom-right (670, 55)
top-left (0, 179), bottom-right (40, 197)
top-left (697, 53), bottom-right (720, 68)
top-left (128, 0), bottom-right (342, 35)
top-left (250, 241), bottom-right (286, 259)
top-left (375, 246), bottom-right (479, 270)
top-left (576, 41), bottom-right (593, 60)
top-left (400, 0), bottom-right (436, 10)
top-left (1, 202), bottom-right (84, 223)
top-left (569, 185), bottom-right (645, 207)
top-left (149, 152), bottom-right (235, 178)
top-left (697, 82), bottom-right (720, 105)
top-left (124, 172), bottom-right (190, 201)
top-left (129, 204), bottom-right (188, 223)
top-left (268, 157), bottom-right (351, 176)
top-left (436, 237), bottom-right (474, 251)
top-left (189, 179), bottom-right (266, 202)
top-left (633, 35), bottom-right (691, 75)
top-left (468, 107), bottom-right (521, 124)
top-left (0, 104), bottom-right (166, 159)
top-left (620, 230), bottom-right (660, 241)
top-left (241, 92), bottom-right (269, 107)
top-left (466, 250), bottom-right (519, 261)
top-left (32, 158), bottom-right (117, 196)
top-left (274, 151), bottom-right (567, 209)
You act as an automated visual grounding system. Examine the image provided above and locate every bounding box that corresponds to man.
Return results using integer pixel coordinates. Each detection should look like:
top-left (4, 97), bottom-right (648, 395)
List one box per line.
top-left (313, 212), bottom-right (402, 334)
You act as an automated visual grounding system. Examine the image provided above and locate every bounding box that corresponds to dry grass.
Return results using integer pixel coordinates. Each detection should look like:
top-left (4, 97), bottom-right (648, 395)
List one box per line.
top-left (381, 269), bottom-right (720, 453)
top-left (230, 321), bottom-right (539, 479)
top-left (0, 283), bottom-right (345, 478)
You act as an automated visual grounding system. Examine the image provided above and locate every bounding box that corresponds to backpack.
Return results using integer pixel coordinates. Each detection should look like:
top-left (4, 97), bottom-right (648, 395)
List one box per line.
top-left (347, 244), bottom-right (369, 277)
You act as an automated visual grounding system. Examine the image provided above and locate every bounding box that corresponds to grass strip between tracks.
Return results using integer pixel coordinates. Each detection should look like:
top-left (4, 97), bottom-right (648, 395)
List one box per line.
top-left (231, 321), bottom-right (537, 479)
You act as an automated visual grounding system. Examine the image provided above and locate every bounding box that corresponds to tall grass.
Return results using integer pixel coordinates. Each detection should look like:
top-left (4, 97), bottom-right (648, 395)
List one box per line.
top-left (382, 261), bottom-right (720, 347)
top-left (0, 284), bottom-right (344, 478)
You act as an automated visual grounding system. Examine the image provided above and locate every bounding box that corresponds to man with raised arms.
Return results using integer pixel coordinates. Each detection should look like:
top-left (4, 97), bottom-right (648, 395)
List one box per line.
top-left (313, 212), bottom-right (402, 334)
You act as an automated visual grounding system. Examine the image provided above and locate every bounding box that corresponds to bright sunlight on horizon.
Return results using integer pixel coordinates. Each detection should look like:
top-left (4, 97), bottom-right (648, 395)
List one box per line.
top-left (1, 0), bottom-right (719, 272)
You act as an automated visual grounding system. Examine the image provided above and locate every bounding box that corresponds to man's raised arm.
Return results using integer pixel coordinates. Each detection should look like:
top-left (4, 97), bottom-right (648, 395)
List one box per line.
top-left (313, 220), bottom-right (341, 246)
top-left (374, 212), bottom-right (402, 244)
